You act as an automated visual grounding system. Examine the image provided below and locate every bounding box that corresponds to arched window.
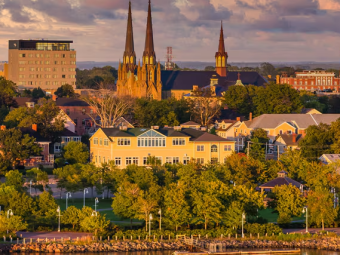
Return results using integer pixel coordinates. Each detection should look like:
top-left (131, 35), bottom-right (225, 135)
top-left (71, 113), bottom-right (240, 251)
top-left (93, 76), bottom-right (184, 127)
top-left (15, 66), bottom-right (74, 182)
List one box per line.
top-left (130, 56), bottom-right (134, 64)
top-left (125, 56), bottom-right (129, 64)
top-left (222, 56), bottom-right (225, 67)
top-left (145, 57), bottom-right (149, 65)
top-left (150, 56), bottom-right (154, 65)
top-left (218, 56), bottom-right (221, 67)
top-left (211, 145), bottom-right (218, 152)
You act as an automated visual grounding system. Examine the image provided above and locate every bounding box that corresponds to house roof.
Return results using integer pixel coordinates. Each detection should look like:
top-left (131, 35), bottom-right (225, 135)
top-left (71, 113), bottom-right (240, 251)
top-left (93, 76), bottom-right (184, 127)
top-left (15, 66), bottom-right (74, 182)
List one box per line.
top-left (161, 70), bottom-right (267, 91)
top-left (101, 128), bottom-right (134, 138)
top-left (14, 97), bottom-right (37, 107)
top-left (243, 114), bottom-right (340, 129)
top-left (275, 134), bottom-right (302, 146)
top-left (181, 121), bottom-right (200, 126)
top-left (321, 154), bottom-right (340, 163)
top-left (60, 128), bottom-right (80, 137)
top-left (56, 98), bottom-right (90, 107)
top-left (180, 128), bottom-right (233, 142)
top-left (259, 176), bottom-right (302, 189)
top-left (20, 127), bottom-right (50, 143)
top-left (300, 108), bottom-right (321, 114)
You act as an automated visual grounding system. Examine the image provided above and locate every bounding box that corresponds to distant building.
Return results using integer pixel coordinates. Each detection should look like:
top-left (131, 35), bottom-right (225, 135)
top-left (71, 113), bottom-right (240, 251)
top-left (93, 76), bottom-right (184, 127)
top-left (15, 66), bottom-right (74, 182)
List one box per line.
top-left (277, 70), bottom-right (340, 92)
top-left (90, 126), bottom-right (236, 168)
top-left (180, 121), bottom-right (201, 130)
top-left (300, 108), bottom-right (322, 114)
top-left (8, 40), bottom-right (76, 93)
top-left (274, 133), bottom-right (302, 155)
top-left (258, 171), bottom-right (303, 193)
top-left (319, 154), bottom-right (340, 165)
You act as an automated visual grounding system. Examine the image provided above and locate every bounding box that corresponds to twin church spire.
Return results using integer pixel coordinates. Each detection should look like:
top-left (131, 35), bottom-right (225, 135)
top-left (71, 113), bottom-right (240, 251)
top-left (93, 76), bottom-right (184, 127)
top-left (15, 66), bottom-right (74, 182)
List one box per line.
top-left (123, 0), bottom-right (156, 69)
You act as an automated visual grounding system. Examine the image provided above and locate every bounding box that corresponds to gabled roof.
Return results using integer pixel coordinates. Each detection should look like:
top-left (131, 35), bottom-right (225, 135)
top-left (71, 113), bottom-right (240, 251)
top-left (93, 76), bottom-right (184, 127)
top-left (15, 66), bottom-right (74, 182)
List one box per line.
top-left (320, 154), bottom-right (340, 163)
top-left (275, 134), bottom-right (302, 146)
top-left (243, 114), bottom-right (340, 129)
top-left (259, 176), bottom-right (302, 189)
top-left (60, 129), bottom-right (80, 137)
top-left (56, 98), bottom-right (89, 107)
top-left (101, 128), bottom-right (134, 138)
top-left (20, 127), bottom-right (50, 143)
top-left (300, 108), bottom-right (322, 114)
top-left (181, 121), bottom-right (200, 126)
top-left (14, 97), bottom-right (37, 107)
top-left (180, 128), bottom-right (233, 142)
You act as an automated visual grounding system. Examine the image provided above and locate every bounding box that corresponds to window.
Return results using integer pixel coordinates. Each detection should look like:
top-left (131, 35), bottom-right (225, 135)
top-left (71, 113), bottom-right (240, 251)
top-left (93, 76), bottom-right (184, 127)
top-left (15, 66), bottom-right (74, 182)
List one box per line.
top-left (197, 145), bottom-right (204, 151)
top-left (99, 139), bottom-right (103, 146)
top-left (55, 54), bottom-right (59, 58)
top-left (224, 145), bottom-right (232, 151)
top-left (74, 119), bottom-right (77, 125)
top-left (82, 119), bottom-right (86, 126)
top-left (98, 156), bottom-right (101, 164)
top-left (95, 156), bottom-right (98, 163)
top-left (19, 67), bottom-right (25, 71)
top-left (103, 157), bottom-right (106, 164)
top-left (166, 157), bottom-right (172, 164)
top-left (183, 157), bottom-right (190, 165)
top-left (211, 145), bottom-right (218, 152)
top-left (94, 138), bottom-right (98, 145)
top-left (62, 75), bottom-right (66, 78)
top-left (126, 157), bottom-right (132, 165)
top-left (172, 138), bottom-right (185, 145)
top-left (132, 157), bottom-right (139, 165)
top-left (115, 157), bottom-right (121, 166)
top-left (156, 157), bottom-right (162, 165)
top-left (197, 158), bottom-right (204, 164)
top-left (279, 130), bottom-right (283, 135)
top-left (82, 109), bottom-right (86, 115)
top-left (173, 157), bottom-right (179, 164)
top-left (118, 138), bottom-right (131, 146)
top-left (54, 61), bottom-right (59, 65)
top-left (70, 61), bottom-right (76, 65)
top-left (143, 157), bottom-right (148, 166)
top-left (62, 54), bottom-right (66, 58)
top-left (104, 139), bottom-right (109, 146)
top-left (288, 130), bottom-right (292, 134)
top-left (211, 157), bottom-right (218, 164)
top-left (19, 53), bottom-right (26, 57)
top-left (45, 61), bottom-right (50, 65)
top-left (54, 145), bottom-right (61, 153)
top-left (137, 130), bottom-right (166, 147)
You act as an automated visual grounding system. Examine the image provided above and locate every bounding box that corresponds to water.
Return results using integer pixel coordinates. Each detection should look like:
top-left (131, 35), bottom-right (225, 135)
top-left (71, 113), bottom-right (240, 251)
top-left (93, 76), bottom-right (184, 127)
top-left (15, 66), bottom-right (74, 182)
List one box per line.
top-left (54, 250), bottom-right (340, 255)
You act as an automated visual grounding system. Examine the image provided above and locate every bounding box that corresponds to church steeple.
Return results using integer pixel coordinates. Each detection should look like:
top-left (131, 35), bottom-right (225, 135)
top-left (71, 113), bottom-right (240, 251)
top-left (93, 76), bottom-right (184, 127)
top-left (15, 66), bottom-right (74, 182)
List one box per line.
top-left (215, 21), bottom-right (228, 77)
top-left (123, 1), bottom-right (136, 72)
top-left (143, 0), bottom-right (156, 66)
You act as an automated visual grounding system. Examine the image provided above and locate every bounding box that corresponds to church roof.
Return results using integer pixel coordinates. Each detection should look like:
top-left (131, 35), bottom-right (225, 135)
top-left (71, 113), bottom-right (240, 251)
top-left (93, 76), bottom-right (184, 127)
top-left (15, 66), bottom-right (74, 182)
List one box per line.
top-left (161, 70), bottom-right (267, 91)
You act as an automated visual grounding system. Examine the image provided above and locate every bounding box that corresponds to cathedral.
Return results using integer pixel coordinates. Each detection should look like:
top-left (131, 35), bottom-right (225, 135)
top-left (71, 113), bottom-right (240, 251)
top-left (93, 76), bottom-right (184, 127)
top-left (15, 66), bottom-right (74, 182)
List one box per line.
top-left (117, 1), bottom-right (267, 100)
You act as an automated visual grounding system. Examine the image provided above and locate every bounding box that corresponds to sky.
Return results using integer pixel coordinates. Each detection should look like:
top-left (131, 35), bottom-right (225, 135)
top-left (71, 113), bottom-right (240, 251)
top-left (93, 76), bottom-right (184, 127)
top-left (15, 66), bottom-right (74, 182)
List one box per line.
top-left (0, 0), bottom-right (339, 63)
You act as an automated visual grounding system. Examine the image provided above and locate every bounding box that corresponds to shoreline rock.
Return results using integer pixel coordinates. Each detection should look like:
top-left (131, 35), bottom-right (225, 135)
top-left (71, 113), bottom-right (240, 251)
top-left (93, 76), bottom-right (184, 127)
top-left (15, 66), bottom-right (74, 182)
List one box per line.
top-left (1, 238), bottom-right (340, 253)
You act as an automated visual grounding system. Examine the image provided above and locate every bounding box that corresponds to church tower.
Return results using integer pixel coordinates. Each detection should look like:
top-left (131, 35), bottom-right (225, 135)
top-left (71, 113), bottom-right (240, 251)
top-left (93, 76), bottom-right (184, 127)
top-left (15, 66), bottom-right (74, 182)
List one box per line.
top-left (215, 21), bottom-right (228, 77)
top-left (143, 0), bottom-right (156, 66)
top-left (123, 1), bottom-right (136, 72)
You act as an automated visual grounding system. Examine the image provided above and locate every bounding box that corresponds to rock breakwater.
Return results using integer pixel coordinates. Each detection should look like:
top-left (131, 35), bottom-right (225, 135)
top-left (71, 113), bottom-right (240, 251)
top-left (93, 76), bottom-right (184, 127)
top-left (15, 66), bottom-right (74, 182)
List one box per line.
top-left (2, 238), bottom-right (340, 253)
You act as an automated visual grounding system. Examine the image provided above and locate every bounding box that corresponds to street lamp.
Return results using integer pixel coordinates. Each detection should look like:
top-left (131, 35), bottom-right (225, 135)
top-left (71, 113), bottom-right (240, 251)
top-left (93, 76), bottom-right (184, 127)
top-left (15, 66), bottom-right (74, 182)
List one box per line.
top-left (66, 192), bottom-right (71, 209)
top-left (94, 197), bottom-right (99, 212)
top-left (158, 209), bottom-right (162, 231)
top-left (57, 206), bottom-right (61, 233)
top-left (149, 213), bottom-right (153, 236)
top-left (83, 188), bottom-right (89, 208)
top-left (6, 209), bottom-right (13, 234)
top-left (29, 180), bottom-right (32, 196)
top-left (91, 211), bottom-right (98, 217)
top-left (241, 212), bottom-right (246, 238)
top-left (302, 207), bottom-right (308, 233)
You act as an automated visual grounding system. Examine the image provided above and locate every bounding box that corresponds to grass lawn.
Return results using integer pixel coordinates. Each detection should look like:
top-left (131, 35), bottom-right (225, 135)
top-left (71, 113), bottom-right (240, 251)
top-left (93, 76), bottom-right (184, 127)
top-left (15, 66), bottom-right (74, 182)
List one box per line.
top-left (258, 208), bottom-right (305, 223)
top-left (55, 198), bottom-right (143, 226)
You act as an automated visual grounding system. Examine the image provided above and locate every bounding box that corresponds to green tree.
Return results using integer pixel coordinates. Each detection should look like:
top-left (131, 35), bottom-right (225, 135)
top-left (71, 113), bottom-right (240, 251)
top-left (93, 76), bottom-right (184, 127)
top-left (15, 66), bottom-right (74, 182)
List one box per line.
top-left (62, 206), bottom-right (81, 229)
top-left (308, 187), bottom-right (337, 230)
top-left (0, 77), bottom-right (18, 108)
top-left (80, 213), bottom-right (110, 236)
top-left (272, 184), bottom-right (306, 224)
top-left (4, 107), bottom-right (32, 128)
top-left (26, 168), bottom-right (49, 192)
top-left (0, 128), bottom-right (41, 169)
top-left (31, 87), bottom-right (46, 99)
top-left (260, 62), bottom-right (276, 78)
top-left (0, 213), bottom-right (27, 234)
top-left (5, 170), bottom-right (24, 191)
top-left (53, 164), bottom-right (83, 194)
top-left (63, 141), bottom-right (89, 164)
top-left (36, 191), bottom-right (58, 217)
top-left (164, 183), bottom-right (190, 230)
top-left (55, 84), bottom-right (76, 98)
top-left (7, 190), bottom-right (35, 218)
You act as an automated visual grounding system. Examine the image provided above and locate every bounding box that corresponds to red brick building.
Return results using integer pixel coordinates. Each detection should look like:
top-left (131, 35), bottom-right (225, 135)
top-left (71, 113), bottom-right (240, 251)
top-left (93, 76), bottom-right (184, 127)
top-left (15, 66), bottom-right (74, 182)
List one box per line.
top-left (278, 70), bottom-right (340, 92)
top-left (55, 98), bottom-right (94, 135)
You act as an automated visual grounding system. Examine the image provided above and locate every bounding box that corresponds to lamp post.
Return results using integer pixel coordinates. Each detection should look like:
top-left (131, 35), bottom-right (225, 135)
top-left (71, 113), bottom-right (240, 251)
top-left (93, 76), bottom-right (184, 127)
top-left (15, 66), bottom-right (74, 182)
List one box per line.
top-left (6, 209), bottom-right (13, 234)
top-left (83, 188), bottom-right (89, 208)
top-left (94, 197), bottom-right (99, 212)
top-left (149, 214), bottom-right (153, 236)
top-left (302, 207), bottom-right (308, 233)
top-left (57, 206), bottom-right (61, 232)
top-left (66, 192), bottom-right (71, 209)
top-left (241, 212), bottom-right (246, 238)
top-left (158, 209), bottom-right (162, 231)
top-left (91, 211), bottom-right (98, 237)
top-left (29, 180), bottom-right (32, 196)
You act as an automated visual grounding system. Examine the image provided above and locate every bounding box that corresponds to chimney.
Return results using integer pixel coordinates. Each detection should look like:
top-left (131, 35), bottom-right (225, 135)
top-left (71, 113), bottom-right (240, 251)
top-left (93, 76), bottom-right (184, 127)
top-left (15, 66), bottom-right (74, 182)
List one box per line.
top-left (174, 126), bottom-right (182, 131)
top-left (236, 117), bottom-right (241, 122)
top-left (32, 124), bottom-right (38, 132)
top-left (193, 85), bottom-right (198, 91)
top-left (151, 126), bottom-right (159, 130)
top-left (292, 133), bottom-right (297, 143)
top-left (0, 125), bottom-right (6, 131)
top-left (52, 95), bottom-right (57, 101)
top-left (249, 112), bottom-right (253, 121)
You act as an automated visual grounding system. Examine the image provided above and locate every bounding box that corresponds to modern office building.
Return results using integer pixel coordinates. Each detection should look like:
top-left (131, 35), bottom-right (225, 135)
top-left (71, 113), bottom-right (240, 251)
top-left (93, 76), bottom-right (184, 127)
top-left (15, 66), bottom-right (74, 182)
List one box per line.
top-left (8, 39), bottom-right (76, 92)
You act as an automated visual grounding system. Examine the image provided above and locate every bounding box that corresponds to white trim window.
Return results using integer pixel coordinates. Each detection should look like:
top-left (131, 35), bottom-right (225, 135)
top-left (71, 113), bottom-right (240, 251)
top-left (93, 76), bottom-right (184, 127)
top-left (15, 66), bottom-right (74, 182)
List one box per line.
top-left (224, 145), bottom-right (232, 151)
top-left (172, 138), bottom-right (185, 146)
top-left (115, 157), bottom-right (121, 166)
top-left (166, 157), bottom-right (172, 164)
top-left (197, 145), bottom-right (204, 151)
top-left (132, 157), bottom-right (139, 165)
top-left (143, 157), bottom-right (148, 166)
top-left (173, 157), bottom-right (179, 164)
top-left (126, 157), bottom-right (132, 165)
top-left (183, 157), bottom-right (190, 165)
top-left (118, 138), bottom-right (131, 146)
top-left (104, 139), bottom-right (109, 146)
top-left (197, 158), bottom-right (204, 164)
top-left (94, 138), bottom-right (98, 145)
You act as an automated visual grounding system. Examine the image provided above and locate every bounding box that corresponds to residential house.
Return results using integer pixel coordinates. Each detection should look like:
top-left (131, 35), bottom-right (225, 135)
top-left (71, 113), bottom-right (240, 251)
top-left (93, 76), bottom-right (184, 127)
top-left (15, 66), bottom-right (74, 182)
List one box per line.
top-left (90, 126), bottom-right (236, 169)
top-left (274, 133), bottom-right (302, 156)
top-left (319, 154), bottom-right (340, 165)
top-left (13, 97), bottom-right (38, 109)
top-left (300, 108), bottom-right (322, 114)
top-left (180, 121), bottom-right (201, 130)
top-left (258, 171), bottom-right (303, 193)
top-left (54, 129), bottom-right (82, 156)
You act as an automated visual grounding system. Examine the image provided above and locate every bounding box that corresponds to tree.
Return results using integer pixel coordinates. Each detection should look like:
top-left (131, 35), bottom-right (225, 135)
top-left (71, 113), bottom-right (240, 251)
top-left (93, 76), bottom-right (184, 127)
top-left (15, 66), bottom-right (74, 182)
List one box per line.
top-left (204, 66), bottom-right (215, 71)
top-left (5, 170), bottom-right (24, 191)
top-left (53, 164), bottom-right (84, 194)
top-left (0, 128), bottom-right (41, 169)
top-left (187, 87), bottom-right (221, 127)
top-left (82, 89), bottom-right (134, 128)
top-left (80, 213), bottom-right (110, 236)
top-left (308, 187), bottom-right (337, 230)
top-left (4, 107), bottom-right (33, 128)
top-left (26, 168), bottom-right (49, 192)
top-left (260, 62), bottom-right (276, 78)
top-left (76, 66), bottom-right (117, 89)
top-left (55, 84), bottom-right (76, 98)
top-left (0, 77), bottom-right (18, 108)
top-left (7, 190), bottom-right (35, 218)
top-left (163, 183), bottom-right (190, 230)
top-left (254, 83), bottom-right (303, 115)
top-left (272, 184), bottom-right (306, 224)
top-left (36, 191), bottom-right (58, 217)
top-left (31, 87), bottom-right (46, 99)
top-left (63, 141), bottom-right (89, 164)
top-left (248, 129), bottom-right (270, 161)
top-left (0, 213), bottom-right (27, 234)
top-left (62, 206), bottom-right (81, 229)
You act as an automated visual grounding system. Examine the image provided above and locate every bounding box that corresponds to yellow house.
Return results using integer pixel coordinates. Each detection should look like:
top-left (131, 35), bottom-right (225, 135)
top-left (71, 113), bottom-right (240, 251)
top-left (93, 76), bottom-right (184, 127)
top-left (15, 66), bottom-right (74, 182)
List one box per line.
top-left (90, 127), bottom-right (236, 168)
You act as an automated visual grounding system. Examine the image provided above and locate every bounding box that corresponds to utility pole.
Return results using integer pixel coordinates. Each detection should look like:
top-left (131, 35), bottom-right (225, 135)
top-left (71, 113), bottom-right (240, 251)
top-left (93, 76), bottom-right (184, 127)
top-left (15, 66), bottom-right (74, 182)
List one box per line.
top-left (247, 141), bottom-right (250, 158)
top-left (277, 145), bottom-right (280, 160)
top-left (265, 143), bottom-right (268, 160)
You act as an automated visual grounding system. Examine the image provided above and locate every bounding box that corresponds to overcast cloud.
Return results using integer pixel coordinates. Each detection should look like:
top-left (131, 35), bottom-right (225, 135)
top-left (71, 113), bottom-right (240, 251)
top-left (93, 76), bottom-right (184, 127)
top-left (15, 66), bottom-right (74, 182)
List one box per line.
top-left (0, 0), bottom-right (338, 62)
